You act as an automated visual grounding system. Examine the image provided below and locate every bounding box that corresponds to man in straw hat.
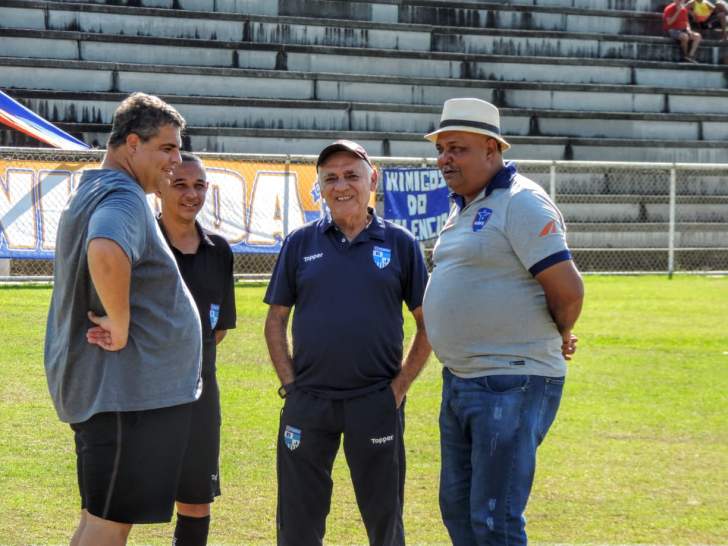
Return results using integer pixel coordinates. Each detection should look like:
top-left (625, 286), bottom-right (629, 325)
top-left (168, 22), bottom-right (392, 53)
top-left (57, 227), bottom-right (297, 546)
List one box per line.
top-left (421, 98), bottom-right (584, 545)
top-left (264, 140), bottom-right (431, 546)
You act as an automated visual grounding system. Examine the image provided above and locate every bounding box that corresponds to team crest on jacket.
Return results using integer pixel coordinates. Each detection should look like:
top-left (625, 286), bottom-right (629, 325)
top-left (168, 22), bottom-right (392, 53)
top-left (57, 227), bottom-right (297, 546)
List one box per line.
top-left (209, 303), bottom-right (220, 329)
top-left (284, 425), bottom-right (301, 451)
top-left (372, 246), bottom-right (391, 269)
top-left (472, 207), bottom-right (493, 232)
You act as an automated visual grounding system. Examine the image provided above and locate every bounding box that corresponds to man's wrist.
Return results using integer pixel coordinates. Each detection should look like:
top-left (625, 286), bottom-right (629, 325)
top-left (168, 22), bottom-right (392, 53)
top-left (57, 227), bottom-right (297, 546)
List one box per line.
top-left (277, 382), bottom-right (296, 399)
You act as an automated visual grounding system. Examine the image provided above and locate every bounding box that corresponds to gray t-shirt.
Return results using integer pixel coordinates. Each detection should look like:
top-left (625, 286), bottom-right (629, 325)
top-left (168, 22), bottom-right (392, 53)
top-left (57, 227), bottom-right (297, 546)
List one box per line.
top-left (45, 169), bottom-right (202, 424)
top-left (423, 164), bottom-right (570, 378)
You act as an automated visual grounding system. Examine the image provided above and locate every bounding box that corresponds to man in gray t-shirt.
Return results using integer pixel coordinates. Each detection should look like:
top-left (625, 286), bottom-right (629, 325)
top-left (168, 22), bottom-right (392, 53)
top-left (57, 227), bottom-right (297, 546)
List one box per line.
top-left (422, 98), bottom-right (585, 546)
top-left (44, 93), bottom-right (202, 546)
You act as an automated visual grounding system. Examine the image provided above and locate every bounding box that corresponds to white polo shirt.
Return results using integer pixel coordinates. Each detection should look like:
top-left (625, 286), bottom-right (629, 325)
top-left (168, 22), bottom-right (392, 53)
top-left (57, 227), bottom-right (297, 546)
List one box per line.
top-left (422, 162), bottom-right (571, 378)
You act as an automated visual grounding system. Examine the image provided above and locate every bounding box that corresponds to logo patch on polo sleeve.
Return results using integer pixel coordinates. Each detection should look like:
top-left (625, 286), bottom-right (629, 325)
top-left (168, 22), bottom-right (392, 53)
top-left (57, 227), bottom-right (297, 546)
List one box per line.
top-left (372, 246), bottom-right (391, 269)
top-left (539, 220), bottom-right (561, 237)
top-left (209, 303), bottom-right (220, 329)
top-left (284, 425), bottom-right (301, 450)
top-left (472, 208), bottom-right (493, 232)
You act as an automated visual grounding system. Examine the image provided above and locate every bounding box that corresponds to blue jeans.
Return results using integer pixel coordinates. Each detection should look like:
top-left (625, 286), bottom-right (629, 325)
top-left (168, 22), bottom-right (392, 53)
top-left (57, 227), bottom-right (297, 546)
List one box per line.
top-left (439, 369), bottom-right (564, 546)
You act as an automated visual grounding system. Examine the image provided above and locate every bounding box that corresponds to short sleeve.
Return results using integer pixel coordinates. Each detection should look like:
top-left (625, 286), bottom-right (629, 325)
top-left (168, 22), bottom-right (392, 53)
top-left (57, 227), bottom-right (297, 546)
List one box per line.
top-left (263, 235), bottom-right (298, 307)
top-left (402, 235), bottom-right (428, 311)
top-left (86, 190), bottom-right (147, 264)
top-left (505, 189), bottom-right (571, 276)
top-left (215, 240), bottom-right (237, 331)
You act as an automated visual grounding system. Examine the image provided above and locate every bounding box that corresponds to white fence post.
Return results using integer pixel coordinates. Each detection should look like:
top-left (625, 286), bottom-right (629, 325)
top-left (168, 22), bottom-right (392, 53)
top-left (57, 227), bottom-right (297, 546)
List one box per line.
top-left (549, 162), bottom-right (556, 203)
top-left (668, 165), bottom-right (677, 279)
top-left (283, 154), bottom-right (291, 236)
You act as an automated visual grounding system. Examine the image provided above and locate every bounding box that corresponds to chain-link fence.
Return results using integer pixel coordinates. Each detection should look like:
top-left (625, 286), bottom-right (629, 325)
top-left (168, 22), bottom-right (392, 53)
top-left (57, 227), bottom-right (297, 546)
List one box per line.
top-left (516, 160), bottom-right (728, 274)
top-left (2, 147), bottom-right (727, 281)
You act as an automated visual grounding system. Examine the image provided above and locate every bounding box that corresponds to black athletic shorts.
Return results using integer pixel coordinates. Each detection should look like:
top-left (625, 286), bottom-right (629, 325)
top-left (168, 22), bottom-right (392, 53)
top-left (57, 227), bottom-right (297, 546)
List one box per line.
top-left (176, 371), bottom-right (222, 504)
top-left (71, 402), bottom-right (193, 524)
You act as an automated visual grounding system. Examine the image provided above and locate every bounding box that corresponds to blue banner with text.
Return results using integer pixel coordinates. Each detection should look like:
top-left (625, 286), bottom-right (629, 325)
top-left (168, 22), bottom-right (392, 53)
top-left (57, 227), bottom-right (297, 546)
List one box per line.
top-left (382, 168), bottom-right (450, 241)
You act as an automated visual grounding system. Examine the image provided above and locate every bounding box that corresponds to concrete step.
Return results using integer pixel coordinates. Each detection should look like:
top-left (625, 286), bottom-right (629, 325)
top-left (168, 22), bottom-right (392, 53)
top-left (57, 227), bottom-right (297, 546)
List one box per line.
top-left (4, 1), bottom-right (720, 63)
top-left (560, 202), bottom-right (728, 223)
top-left (6, 122), bottom-right (728, 162)
top-left (4, 57), bottom-right (728, 115)
top-left (567, 222), bottom-right (728, 248)
top-left (2, 28), bottom-right (728, 90)
top-left (521, 168), bottom-right (728, 195)
top-left (43, 0), bottom-right (668, 31)
top-left (395, 2), bottom-right (663, 34)
top-left (9, 89), bottom-right (728, 142)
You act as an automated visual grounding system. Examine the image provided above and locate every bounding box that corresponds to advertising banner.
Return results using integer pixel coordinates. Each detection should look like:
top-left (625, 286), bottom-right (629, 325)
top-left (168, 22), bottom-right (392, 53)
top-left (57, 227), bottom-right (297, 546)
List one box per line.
top-left (382, 167), bottom-right (450, 241)
top-left (0, 157), bottom-right (324, 258)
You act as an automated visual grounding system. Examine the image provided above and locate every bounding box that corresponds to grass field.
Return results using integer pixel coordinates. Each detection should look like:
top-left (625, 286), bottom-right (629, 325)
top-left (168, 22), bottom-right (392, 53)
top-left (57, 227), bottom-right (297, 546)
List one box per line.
top-left (0, 276), bottom-right (727, 545)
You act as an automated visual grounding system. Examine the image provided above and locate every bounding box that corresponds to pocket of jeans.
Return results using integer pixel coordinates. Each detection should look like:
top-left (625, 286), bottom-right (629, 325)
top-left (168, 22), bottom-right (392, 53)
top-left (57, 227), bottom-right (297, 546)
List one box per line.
top-left (544, 376), bottom-right (565, 398)
top-left (473, 374), bottom-right (530, 394)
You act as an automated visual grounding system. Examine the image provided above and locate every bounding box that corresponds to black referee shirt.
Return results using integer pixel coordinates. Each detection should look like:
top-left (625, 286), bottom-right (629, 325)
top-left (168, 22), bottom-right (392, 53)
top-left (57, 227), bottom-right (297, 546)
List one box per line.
top-left (159, 219), bottom-right (236, 375)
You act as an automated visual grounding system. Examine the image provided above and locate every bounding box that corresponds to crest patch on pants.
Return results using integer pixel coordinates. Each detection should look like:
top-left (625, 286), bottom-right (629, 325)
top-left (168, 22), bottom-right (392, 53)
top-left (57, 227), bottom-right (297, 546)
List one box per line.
top-left (372, 246), bottom-right (391, 269)
top-left (209, 303), bottom-right (220, 329)
top-left (284, 425), bottom-right (301, 450)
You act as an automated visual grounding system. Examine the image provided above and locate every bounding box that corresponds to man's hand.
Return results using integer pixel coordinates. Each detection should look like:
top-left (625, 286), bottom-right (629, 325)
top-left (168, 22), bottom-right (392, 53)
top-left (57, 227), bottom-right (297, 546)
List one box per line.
top-left (561, 331), bottom-right (578, 360)
top-left (86, 311), bottom-right (129, 351)
top-left (390, 379), bottom-right (407, 409)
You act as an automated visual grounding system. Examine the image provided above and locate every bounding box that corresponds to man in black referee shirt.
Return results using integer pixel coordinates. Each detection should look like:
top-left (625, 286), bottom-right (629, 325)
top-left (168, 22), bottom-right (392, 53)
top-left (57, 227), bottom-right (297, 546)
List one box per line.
top-left (157, 152), bottom-right (236, 546)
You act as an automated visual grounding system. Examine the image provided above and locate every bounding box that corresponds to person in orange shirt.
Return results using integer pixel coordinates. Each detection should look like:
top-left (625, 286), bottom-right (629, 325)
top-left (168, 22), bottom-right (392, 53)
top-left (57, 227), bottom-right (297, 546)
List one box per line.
top-left (687, 0), bottom-right (727, 40)
top-left (663, 0), bottom-right (703, 62)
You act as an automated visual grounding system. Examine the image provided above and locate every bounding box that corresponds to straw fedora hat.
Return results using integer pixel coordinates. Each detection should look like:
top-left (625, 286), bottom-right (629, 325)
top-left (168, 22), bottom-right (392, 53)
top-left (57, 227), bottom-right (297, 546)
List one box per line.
top-left (424, 98), bottom-right (511, 151)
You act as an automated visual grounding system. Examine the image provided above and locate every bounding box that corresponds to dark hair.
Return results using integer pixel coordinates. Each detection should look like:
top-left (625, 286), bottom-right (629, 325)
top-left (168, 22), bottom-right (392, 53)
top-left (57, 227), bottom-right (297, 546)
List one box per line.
top-left (180, 151), bottom-right (202, 163)
top-left (107, 92), bottom-right (186, 149)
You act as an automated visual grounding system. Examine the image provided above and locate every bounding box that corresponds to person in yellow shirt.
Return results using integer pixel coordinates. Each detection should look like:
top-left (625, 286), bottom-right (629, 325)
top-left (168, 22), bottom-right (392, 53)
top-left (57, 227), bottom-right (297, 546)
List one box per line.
top-left (688, 0), bottom-right (727, 40)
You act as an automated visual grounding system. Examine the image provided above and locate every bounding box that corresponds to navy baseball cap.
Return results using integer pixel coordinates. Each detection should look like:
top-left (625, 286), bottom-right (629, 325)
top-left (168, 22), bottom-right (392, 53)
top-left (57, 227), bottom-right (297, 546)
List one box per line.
top-left (316, 140), bottom-right (372, 171)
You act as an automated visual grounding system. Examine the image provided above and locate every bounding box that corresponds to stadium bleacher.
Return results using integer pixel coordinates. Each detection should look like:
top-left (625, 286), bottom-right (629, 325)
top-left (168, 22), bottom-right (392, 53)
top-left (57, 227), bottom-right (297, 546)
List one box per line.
top-left (3, 0), bottom-right (728, 159)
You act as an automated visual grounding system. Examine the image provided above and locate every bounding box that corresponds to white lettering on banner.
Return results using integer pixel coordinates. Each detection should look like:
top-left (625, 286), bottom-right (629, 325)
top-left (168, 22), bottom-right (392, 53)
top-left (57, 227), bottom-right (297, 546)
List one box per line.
top-left (71, 170), bottom-right (86, 192)
top-left (199, 168), bottom-right (247, 244)
top-left (392, 212), bottom-right (449, 240)
top-left (0, 169), bottom-right (37, 250)
top-left (407, 194), bottom-right (428, 215)
top-left (210, 185), bottom-right (221, 228)
top-left (38, 170), bottom-right (72, 251)
top-left (384, 169), bottom-right (446, 193)
top-left (248, 171), bottom-right (305, 246)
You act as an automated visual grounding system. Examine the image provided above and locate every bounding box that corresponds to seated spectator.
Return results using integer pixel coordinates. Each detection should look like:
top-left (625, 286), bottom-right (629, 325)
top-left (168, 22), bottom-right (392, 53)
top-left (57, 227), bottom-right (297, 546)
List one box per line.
top-left (663, 0), bottom-right (702, 62)
top-left (687, 0), bottom-right (727, 40)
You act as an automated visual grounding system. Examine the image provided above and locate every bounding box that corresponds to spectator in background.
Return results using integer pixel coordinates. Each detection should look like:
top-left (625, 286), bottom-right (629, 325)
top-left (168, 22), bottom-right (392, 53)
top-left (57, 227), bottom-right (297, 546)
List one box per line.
top-left (663, 0), bottom-right (702, 62)
top-left (687, 0), bottom-right (727, 40)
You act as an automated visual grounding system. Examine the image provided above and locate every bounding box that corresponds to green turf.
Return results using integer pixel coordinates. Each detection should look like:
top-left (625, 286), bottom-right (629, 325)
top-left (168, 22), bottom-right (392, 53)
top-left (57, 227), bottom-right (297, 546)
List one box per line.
top-left (0, 277), bottom-right (726, 545)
